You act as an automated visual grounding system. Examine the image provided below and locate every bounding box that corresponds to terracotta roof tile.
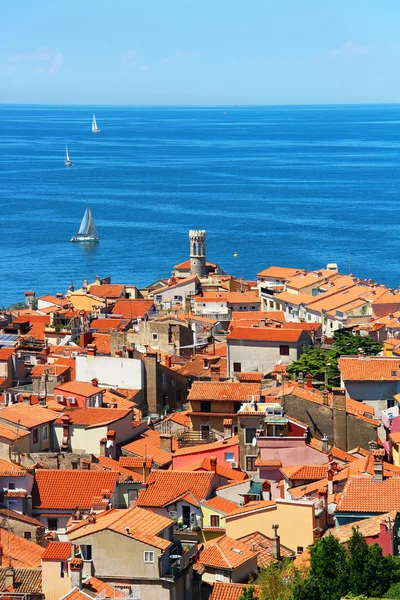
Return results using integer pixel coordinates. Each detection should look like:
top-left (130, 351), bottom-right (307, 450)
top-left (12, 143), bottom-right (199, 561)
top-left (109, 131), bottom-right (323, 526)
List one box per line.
top-left (88, 285), bottom-right (125, 299)
top-left (32, 470), bottom-right (118, 510)
top-left (136, 471), bottom-right (216, 508)
top-left (210, 582), bottom-right (261, 600)
top-left (337, 475), bottom-right (400, 513)
top-left (111, 299), bottom-right (154, 320)
top-left (237, 372), bottom-right (263, 382)
top-left (339, 357), bottom-right (400, 381)
top-left (68, 505), bottom-right (172, 550)
top-left (121, 429), bottom-right (173, 466)
top-left (54, 380), bottom-right (105, 398)
top-left (227, 327), bottom-right (304, 342)
top-left (162, 410), bottom-right (191, 427)
top-left (0, 567), bottom-right (42, 593)
top-left (177, 457), bottom-right (245, 481)
top-left (280, 465), bottom-right (330, 481)
top-left (0, 527), bottom-right (45, 568)
top-left (84, 577), bottom-right (124, 598)
top-left (173, 435), bottom-right (238, 457)
top-left (42, 542), bottom-right (72, 561)
top-left (0, 348), bottom-right (16, 361)
top-left (0, 423), bottom-right (30, 442)
top-left (60, 589), bottom-right (92, 600)
top-left (199, 535), bottom-right (256, 570)
top-left (257, 266), bottom-right (301, 279)
top-left (323, 510), bottom-right (397, 544)
top-left (0, 404), bottom-right (60, 428)
top-left (238, 532), bottom-right (294, 566)
top-left (225, 500), bottom-right (276, 518)
top-left (119, 457), bottom-right (153, 469)
top-left (91, 455), bottom-right (143, 482)
top-left (54, 407), bottom-right (131, 427)
top-left (201, 496), bottom-right (238, 514)
top-left (188, 382), bottom-right (260, 402)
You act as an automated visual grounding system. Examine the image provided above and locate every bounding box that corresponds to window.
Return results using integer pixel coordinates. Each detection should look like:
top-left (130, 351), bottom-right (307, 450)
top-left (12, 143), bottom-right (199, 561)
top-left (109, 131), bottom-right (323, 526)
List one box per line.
top-left (42, 425), bottom-right (48, 441)
top-left (233, 362), bottom-right (241, 373)
top-left (24, 532), bottom-right (31, 539)
top-left (330, 321), bottom-right (333, 329)
top-left (81, 545), bottom-right (92, 560)
top-left (162, 373), bottom-right (167, 386)
top-left (210, 515), bottom-right (220, 527)
top-left (128, 489), bottom-right (138, 505)
top-left (246, 456), bottom-right (257, 471)
top-left (152, 333), bottom-right (158, 341)
top-left (233, 425), bottom-right (239, 435)
top-left (225, 452), bottom-right (235, 462)
top-left (215, 571), bottom-right (224, 582)
top-left (245, 428), bottom-right (256, 445)
top-left (32, 429), bottom-right (38, 444)
top-left (200, 424), bottom-right (210, 440)
top-left (200, 401), bottom-right (211, 413)
top-left (144, 551), bottom-right (154, 563)
top-left (156, 295), bottom-right (162, 303)
top-left (47, 518), bottom-right (58, 531)
top-left (297, 546), bottom-right (304, 554)
top-left (72, 462), bottom-right (78, 470)
top-left (388, 398), bottom-right (395, 409)
top-left (8, 482), bottom-right (15, 490)
top-left (251, 306), bottom-right (256, 310)
top-left (279, 345), bottom-right (290, 356)
top-left (176, 389), bottom-right (182, 404)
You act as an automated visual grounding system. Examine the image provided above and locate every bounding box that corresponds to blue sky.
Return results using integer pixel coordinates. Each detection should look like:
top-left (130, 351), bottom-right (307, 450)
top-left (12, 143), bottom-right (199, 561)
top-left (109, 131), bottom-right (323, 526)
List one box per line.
top-left (0, 0), bottom-right (399, 105)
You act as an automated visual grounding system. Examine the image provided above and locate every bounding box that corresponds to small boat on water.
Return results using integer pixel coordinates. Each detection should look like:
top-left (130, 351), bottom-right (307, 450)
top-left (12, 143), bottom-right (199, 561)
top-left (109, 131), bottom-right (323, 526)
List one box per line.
top-left (92, 114), bottom-right (100, 133)
top-left (64, 145), bottom-right (73, 166)
top-left (70, 207), bottom-right (100, 242)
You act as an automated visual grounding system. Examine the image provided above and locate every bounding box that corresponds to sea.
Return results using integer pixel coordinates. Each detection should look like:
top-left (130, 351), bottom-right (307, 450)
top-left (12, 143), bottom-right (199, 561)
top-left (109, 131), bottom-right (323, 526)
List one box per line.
top-left (1, 104), bottom-right (400, 307)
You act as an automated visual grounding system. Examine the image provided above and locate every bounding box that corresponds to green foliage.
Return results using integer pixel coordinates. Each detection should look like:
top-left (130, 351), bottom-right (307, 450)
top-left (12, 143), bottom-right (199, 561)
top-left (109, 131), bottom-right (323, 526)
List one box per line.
top-left (287, 331), bottom-right (382, 388)
top-left (9, 302), bottom-right (25, 310)
top-left (259, 559), bottom-right (300, 600)
top-left (239, 585), bottom-right (258, 600)
top-left (384, 581), bottom-right (400, 598)
top-left (293, 528), bottom-right (400, 600)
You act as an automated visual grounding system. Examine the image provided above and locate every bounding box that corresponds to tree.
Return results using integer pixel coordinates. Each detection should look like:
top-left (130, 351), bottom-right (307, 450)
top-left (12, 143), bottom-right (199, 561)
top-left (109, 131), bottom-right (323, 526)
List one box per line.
top-left (332, 330), bottom-right (383, 356)
top-left (259, 559), bottom-right (300, 600)
top-left (238, 585), bottom-right (258, 600)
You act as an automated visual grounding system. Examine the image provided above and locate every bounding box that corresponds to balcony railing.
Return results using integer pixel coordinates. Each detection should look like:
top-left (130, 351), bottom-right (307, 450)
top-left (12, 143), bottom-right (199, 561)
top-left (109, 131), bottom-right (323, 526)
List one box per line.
top-left (168, 542), bottom-right (199, 578)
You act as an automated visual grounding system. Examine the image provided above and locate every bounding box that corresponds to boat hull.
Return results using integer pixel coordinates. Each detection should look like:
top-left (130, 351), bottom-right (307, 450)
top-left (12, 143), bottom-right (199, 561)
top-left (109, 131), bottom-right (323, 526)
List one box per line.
top-left (92, 129), bottom-right (100, 133)
top-left (70, 236), bottom-right (99, 243)
top-left (64, 161), bottom-right (73, 166)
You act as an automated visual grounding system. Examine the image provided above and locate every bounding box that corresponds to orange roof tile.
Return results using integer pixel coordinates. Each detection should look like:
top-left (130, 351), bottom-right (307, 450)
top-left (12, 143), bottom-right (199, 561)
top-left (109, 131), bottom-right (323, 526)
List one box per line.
top-left (60, 589), bottom-right (91, 600)
top-left (121, 429), bottom-right (173, 466)
top-left (0, 527), bottom-right (45, 568)
top-left (210, 582), bottom-right (261, 600)
top-left (199, 535), bottom-right (256, 570)
top-left (119, 457), bottom-right (153, 469)
top-left (136, 471), bottom-right (216, 508)
top-left (0, 423), bottom-right (30, 442)
top-left (225, 500), bottom-right (276, 518)
top-left (30, 363), bottom-right (71, 378)
top-left (55, 380), bottom-right (105, 398)
top-left (88, 284), bottom-right (125, 299)
top-left (337, 476), bottom-right (400, 513)
top-left (0, 348), bottom-right (15, 360)
top-left (257, 266), bottom-right (301, 279)
top-left (174, 260), bottom-right (216, 270)
top-left (201, 496), bottom-right (239, 514)
top-left (111, 299), bottom-right (154, 320)
top-left (339, 357), bottom-right (400, 381)
top-left (83, 577), bottom-right (124, 598)
top-left (178, 356), bottom-right (228, 380)
top-left (179, 456), bottom-right (245, 482)
top-left (173, 435), bottom-right (238, 457)
top-left (91, 455), bottom-right (143, 482)
top-left (68, 505), bottom-right (172, 550)
top-left (32, 470), bottom-right (118, 510)
top-left (188, 382), bottom-right (260, 402)
top-left (226, 292), bottom-right (261, 305)
top-left (280, 465), bottom-right (330, 481)
top-left (42, 542), bottom-right (72, 561)
top-left (89, 318), bottom-right (129, 332)
top-left (227, 327), bottom-right (304, 342)
top-left (238, 531), bottom-right (294, 566)
top-left (163, 410), bottom-right (191, 427)
top-left (54, 407), bottom-right (131, 428)
top-left (323, 510), bottom-right (397, 544)
top-left (236, 372), bottom-right (263, 382)
top-left (0, 404), bottom-right (60, 428)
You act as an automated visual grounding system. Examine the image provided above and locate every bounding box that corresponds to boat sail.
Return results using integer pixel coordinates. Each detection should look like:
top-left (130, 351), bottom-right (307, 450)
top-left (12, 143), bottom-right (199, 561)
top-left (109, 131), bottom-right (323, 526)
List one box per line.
top-left (92, 114), bottom-right (100, 133)
top-left (70, 207), bottom-right (100, 242)
top-left (64, 145), bottom-right (73, 166)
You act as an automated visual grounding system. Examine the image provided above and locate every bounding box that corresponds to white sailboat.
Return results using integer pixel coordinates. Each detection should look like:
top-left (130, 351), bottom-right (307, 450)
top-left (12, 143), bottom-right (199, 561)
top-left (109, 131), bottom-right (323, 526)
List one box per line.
top-left (92, 114), bottom-right (100, 133)
top-left (64, 145), bottom-right (73, 166)
top-left (70, 207), bottom-right (100, 242)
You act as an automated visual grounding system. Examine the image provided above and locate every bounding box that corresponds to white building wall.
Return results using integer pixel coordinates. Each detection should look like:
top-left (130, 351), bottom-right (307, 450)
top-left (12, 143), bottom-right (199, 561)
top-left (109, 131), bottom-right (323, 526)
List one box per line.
top-left (227, 340), bottom-right (302, 375)
top-left (76, 355), bottom-right (143, 389)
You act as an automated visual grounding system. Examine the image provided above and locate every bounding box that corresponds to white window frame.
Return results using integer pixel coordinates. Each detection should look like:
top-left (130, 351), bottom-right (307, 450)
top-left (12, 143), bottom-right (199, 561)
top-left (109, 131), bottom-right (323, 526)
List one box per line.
top-left (144, 551), bottom-right (154, 563)
top-left (224, 452), bottom-right (234, 462)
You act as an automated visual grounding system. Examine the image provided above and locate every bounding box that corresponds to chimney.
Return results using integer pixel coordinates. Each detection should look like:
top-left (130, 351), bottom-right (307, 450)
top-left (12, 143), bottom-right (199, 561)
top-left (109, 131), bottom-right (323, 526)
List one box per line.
top-left (159, 433), bottom-right (173, 453)
top-left (209, 457), bottom-right (217, 472)
top-left (305, 373), bottom-right (313, 389)
top-left (165, 355), bottom-right (172, 369)
top-left (321, 390), bottom-right (329, 406)
top-left (80, 331), bottom-right (93, 347)
top-left (100, 439), bottom-right (106, 456)
top-left (322, 434), bottom-right (329, 453)
top-left (223, 419), bottom-right (232, 440)
top-left (0, 545), bottom-right (3, 561)
top-left (370, 445), bottom-right (385, 481)
top-left (327, 468), bottom-right (333, 495)
top-left (69, 558), bottom-right (83, 589)
top-left (5, 566), bottom-right (15, 590)
top-left (91, 378), bottom-right (99, 387)
top-left (271, 524), bottom-right (281, 560)
top-left (87, 344), bottom-right (97, 357)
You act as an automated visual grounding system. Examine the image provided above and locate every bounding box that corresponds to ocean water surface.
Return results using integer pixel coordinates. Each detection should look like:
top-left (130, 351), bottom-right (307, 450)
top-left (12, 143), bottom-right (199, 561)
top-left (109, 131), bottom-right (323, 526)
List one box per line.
top-left (1, 104), bottom-right (400, 306)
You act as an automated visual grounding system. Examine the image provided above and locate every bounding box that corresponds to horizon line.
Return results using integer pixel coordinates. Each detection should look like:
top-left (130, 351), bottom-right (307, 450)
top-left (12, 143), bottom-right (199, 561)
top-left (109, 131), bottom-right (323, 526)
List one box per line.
top-left (1, 102), bottom-right (400, 108)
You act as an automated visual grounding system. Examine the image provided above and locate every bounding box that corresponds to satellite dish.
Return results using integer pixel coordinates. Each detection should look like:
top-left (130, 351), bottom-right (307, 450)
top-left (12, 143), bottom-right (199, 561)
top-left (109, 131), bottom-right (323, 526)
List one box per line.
top-left (252, 437), bottom-right (257, 447)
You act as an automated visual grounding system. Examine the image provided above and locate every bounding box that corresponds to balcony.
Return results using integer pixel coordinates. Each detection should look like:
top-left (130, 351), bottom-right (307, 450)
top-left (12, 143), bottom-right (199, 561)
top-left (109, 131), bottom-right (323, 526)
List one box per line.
top-left (167, 542), bottom-right (199, 579)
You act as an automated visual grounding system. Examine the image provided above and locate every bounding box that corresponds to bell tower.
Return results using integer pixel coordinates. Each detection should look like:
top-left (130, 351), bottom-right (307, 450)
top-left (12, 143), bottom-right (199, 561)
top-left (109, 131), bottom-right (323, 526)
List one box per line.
top-left (189, 230), bottom-right (206, 277)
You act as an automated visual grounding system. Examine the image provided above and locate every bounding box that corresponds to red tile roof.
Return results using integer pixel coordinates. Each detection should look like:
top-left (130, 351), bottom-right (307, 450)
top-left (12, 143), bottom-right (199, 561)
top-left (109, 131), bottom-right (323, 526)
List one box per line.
top-left (32, 470), bottom-right (119, 510)
top-left (88, 284), bottom-right (125, 299)
top-left (0, 404), bottom-right (60, 428)
top-left (236, 372), bottom-right (263, 382)
top-left (91, 455), bottom-right (143, 482)
top-left (54, 408), bottom-right (131, 428)
top-left (68, 505), bottom-right (172, 550)
top-left (339, 357), bottom-right (400, 381)
top-left (280, 465), bottom-right (330, 481)
top-left (121, 429), bottom-right (174, 466)
top-left (337, 475), bottom-right (400, 513)
top-left (162, 410), bottom-right (191, 427)
top-left (238, 531), bottom-right (294, 566)
top-left (55, 380), bottom-right (105, 398)
top-left (227, 327), bottom-right (304, 342)
top-left (136, 471), bottom-right (216, 508)
top-left (179, 456), bottom-right (245, 482)
top-left (119, 457), bottom-right (153, 469)
top-left (199, 535), bottom-right (256, 570)
top-left (201, 496), bottom-right (239, 514)
top-left (173, 435), bottom-right (238, 457)
top-left (188, 382), bottom-right (260, 402)
top-left (257, 266), bottom-right (301, 279)
top-left (225, 500), bottom-right (276, 518)
top-left (0, 423), bottom-right (30, 442)
top-left (0, 527), bottom-right (45, 568)
top-left (84, 577), bottom-right (124, 598)
top-left (210, 582), bottom-right (261, 600)
top-left (111, 299), bottom-right (154, 320)
top-left (42, 542), bottom-right (72, 561)
top-left (0, 348), bottom-right (15, 360)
